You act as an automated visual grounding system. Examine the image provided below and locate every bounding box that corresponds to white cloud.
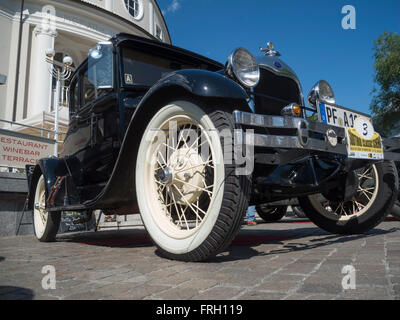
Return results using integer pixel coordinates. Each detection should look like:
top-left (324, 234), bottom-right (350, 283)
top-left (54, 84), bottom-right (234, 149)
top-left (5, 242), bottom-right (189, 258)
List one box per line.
top-left (164, 0), bottom-right (182, 15)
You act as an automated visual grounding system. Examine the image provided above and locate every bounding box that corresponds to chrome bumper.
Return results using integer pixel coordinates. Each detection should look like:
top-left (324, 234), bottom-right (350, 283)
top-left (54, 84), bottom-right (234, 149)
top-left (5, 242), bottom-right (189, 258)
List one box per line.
top-left (233, 110), bottom-right (348, 155)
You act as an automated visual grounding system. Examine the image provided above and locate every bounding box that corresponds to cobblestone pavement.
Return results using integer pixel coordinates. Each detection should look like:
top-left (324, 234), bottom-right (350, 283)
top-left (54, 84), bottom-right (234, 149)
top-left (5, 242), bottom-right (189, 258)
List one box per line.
top-left (0, 214), bottom-right (399, 300)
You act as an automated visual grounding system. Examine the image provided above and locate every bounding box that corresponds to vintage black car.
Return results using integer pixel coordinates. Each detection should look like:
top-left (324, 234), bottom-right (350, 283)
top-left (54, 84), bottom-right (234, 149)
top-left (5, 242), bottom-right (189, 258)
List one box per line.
top-left (28, 33), bottom-right (400, 262)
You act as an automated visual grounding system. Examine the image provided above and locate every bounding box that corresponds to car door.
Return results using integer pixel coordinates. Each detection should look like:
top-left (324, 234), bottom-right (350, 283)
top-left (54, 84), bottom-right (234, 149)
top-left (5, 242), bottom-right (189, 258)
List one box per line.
top-left (60, 44), bottom-right (118, 193)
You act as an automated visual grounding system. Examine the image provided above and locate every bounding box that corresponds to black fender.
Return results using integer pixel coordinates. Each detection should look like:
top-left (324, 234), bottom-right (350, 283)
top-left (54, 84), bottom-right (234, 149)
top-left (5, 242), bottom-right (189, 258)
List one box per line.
top-left (80, 69), bottom-right (253, 210)
top-left (27, 158), bottom-right (69, 210)
top-left (127, 69), bottom-right (251, 142)
top-left (147, 69), bottom-right (249, 100)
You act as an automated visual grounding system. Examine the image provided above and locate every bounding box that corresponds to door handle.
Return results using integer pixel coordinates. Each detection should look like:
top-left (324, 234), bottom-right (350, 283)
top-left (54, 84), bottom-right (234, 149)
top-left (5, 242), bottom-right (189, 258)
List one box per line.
top-left (71, 114), bottom-right (81, 121)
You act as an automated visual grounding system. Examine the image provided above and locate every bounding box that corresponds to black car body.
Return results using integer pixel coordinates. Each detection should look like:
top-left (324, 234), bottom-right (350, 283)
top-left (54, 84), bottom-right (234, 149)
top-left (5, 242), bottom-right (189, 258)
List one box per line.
top-left (28, 33), bottom-right (400, 261)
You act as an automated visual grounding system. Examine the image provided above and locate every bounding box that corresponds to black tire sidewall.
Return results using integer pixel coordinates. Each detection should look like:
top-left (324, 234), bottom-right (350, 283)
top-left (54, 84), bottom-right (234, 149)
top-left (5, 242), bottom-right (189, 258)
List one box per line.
top-left (299, 161), bottom-right (398, 234)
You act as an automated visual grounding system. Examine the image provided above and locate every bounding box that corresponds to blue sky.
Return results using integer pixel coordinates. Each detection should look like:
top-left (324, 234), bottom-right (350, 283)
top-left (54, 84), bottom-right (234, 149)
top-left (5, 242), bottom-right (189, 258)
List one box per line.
top-left (158, 0), bottom-right (400, 116)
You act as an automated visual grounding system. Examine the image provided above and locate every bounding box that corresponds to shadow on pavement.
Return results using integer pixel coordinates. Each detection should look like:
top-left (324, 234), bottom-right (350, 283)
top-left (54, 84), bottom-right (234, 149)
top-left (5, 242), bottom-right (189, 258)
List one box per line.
top-left (0, 257), bottom-right (4, 263)
top-left (56, 228), bottom-right (154, 248)
top-left (55, 221), bottom-right (399, 263)
top-left (207, 226), bottom-right (399, 263)
top-left (0, 286), bottom-right (34, 300)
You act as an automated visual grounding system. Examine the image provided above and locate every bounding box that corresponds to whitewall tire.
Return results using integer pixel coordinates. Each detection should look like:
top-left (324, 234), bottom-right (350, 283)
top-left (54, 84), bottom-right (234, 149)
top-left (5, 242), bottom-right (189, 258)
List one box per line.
top-left (33, 175), bottom-right (61, 242)
top-left (135, 100), bottom-right (250, 261)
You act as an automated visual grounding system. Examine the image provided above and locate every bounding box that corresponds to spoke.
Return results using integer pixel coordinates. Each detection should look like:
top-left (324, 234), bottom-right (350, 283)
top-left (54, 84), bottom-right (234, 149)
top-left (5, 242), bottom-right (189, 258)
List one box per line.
top-left (182, 131), bottom-right (208, 159)
top-left (174, 159), bottom-right (213, 174)
top-left (172, 184), bottom-right (205, 223)
top-left (155, 180), bottom-right (167, 192)
top-left (360, 190), bottom-right (372, 201)
top-left (196, 198), bottom-right (200, 227)
top-left (162, 142), bottom-right (176, 153)
top-left (177, 203), bottom-right (190, 230)
top-left (181, 125), bottom-right (193, 149)
top-left (164, 186), bottom-right (171, 219)
top-left (158, 151), bottom-right (168, 167)
top-left (360, 189), bottom-right (374, 196)
top-left (354, 200), bottom-right (365, 209)
top-left (333, 203), bottom-right (341, 215)
top-left (173, 177), bottom-right (213, 196)
top-left (340, 203), bottom-right (347, 216)
top-left (169, 189), bottom-right (184, 227)
top-left (358, 186), bottom-right (375, 194)
top-left (202, 179), bottom-right (214, 191)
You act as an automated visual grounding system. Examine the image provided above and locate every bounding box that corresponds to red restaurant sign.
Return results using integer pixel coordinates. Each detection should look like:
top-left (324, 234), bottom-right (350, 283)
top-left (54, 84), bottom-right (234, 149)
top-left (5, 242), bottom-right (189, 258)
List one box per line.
top-left (0, 129), bottom-right (55, 168)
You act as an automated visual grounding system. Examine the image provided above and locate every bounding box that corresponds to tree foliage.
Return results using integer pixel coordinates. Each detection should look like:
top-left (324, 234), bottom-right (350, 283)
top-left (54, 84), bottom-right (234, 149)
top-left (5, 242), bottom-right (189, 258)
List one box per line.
top-left (370, 32), bottom-right (400, 137)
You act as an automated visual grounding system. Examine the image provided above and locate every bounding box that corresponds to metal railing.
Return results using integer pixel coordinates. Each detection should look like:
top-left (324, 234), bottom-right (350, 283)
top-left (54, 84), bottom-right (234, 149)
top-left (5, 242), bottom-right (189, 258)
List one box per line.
top-left (0, 118), bottom-right (64, 136)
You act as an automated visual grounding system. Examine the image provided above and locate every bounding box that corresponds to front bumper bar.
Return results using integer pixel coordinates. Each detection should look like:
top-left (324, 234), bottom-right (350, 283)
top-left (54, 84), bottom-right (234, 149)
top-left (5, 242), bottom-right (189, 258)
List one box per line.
top-left (233, 110), bottom-right (400, 162)
top-left (233, 110), bottom-right (348, 155)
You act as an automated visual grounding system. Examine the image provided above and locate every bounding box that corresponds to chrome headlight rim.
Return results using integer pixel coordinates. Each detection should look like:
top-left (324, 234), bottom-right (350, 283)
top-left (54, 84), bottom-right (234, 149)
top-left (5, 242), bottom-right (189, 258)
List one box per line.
top-left (226, 48), bottom-right (260, 89)
top-left (307, 80), bottom-right (335, 107)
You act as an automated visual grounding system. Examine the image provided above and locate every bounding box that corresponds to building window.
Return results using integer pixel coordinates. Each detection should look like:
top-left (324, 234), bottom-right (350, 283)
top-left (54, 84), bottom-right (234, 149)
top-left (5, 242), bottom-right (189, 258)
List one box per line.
top-left (156, 25), bottom-right (163, 40)
top-left (124, 0), bottom-right (143, 20)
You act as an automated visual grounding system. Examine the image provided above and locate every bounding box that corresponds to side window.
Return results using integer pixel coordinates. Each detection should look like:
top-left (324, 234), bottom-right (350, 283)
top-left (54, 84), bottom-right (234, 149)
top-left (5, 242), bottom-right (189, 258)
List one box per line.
top-left (69, 78), bottom-right (79, 115)
top-left (83, 68), bottom-right (95, 106)
top-left (83, 44), bottom-right (114, 107)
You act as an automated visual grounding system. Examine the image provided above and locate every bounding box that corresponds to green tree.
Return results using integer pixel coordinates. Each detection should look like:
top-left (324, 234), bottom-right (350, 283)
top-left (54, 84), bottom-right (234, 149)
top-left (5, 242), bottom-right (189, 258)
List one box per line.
top-left (370, 31), bottom-right (400, 137)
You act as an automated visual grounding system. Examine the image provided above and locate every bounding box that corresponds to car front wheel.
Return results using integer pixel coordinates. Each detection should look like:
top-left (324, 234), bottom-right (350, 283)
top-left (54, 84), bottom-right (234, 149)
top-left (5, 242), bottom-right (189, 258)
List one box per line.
top-left (298, 161), bottom-right (398, 234)
top-left (32, 175), bottom-right (61, 241)
top-left (135, 100), bottom-right (251, 261)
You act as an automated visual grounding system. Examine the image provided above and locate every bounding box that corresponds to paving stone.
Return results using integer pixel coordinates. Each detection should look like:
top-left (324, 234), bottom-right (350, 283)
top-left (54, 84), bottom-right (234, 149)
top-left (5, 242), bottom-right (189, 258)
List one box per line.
top-left (339, 287), bottom-right (391, 300)
top-left (154, 280), bottom-right (218, 300)
top-left (191, 286), bottom-right (243, 300)
top-left (0, 218), bottom-right (399, 300)
top-left (254, 280), bottom-right (299, 293)
top-left (237, 291), bottom-right (286, 300)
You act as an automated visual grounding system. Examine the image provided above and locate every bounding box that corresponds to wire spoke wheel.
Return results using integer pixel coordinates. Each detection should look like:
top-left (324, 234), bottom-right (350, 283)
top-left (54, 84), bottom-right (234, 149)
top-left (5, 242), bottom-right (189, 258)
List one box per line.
top-left (33, 176), bottom-right (48, 238)
top-left (136, 100), bottom-right (251, 261)
top-left (32, 175), bottom-right (61, 242)
top-left (150, 116), bottom-right (216, 236)
top-left (299, 161), bottom-right (398, 235)
top-left (312, 165), bottom-right (378, 221)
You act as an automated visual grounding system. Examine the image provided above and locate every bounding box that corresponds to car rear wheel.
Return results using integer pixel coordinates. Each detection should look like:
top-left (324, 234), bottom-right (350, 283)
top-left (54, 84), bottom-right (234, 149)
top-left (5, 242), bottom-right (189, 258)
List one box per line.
top-left (298, 162), bottom-right (398, 234)
top-left (256, 205), bottom-right (287, 222)
top-left (135, 100), bottom-right (251, 261)
top-left (32, 175), bottom-right (61, 242)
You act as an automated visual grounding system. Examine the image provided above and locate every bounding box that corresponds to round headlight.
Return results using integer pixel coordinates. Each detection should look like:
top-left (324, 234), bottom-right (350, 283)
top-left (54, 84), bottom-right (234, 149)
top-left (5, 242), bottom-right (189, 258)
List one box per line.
top-left (307, 80), bottom-right (335, 107)
top-left (226, 48), bottom-right (260, 88)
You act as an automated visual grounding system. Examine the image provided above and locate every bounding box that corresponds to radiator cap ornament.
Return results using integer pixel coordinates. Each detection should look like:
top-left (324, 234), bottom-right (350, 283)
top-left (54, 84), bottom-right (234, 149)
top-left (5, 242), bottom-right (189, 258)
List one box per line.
top-left (260, 42), bottom-right (281, 57)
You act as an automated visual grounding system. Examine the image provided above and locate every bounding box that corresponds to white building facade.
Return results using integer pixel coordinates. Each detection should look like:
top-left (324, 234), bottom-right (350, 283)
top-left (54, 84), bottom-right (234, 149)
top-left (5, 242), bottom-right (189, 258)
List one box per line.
top-left (0, 0), bottom-right (170, 134)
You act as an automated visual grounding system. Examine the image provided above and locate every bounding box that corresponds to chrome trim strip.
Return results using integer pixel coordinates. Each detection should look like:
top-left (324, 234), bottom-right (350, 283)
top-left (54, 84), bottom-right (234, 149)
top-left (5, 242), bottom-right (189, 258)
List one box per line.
top-left (235, 131), bottom-right (348, 155)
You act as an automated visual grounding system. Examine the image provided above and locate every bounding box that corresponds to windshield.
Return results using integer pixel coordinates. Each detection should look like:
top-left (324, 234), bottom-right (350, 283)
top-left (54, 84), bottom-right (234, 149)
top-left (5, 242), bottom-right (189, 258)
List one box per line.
top-left (121, 46), bottom-right (210, 87)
